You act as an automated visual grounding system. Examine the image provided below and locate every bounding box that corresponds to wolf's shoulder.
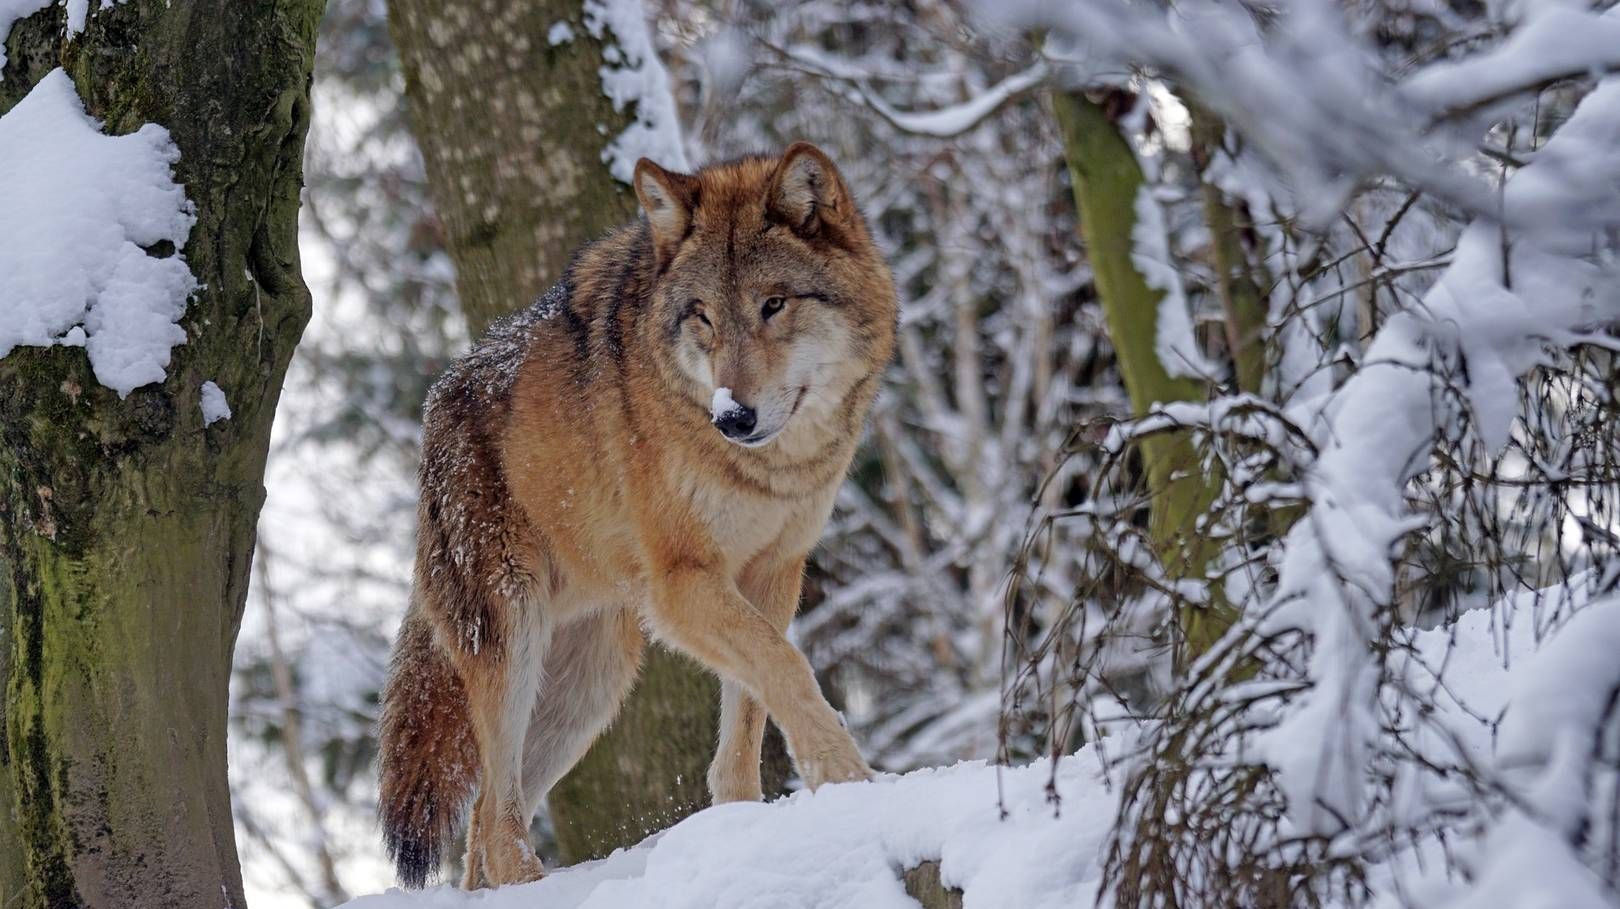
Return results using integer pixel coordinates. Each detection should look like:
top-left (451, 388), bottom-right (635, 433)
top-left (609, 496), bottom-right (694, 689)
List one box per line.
top-left (422, 225), bottom-right (650, 422)
top-left (423, 281), bottom-right (569, 421)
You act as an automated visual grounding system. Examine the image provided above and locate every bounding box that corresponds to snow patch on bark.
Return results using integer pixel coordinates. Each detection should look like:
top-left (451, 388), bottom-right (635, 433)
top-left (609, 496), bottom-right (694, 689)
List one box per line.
top-left (0, 68), bottom-right (196, 397)
top-left (0, 0), bottom-right (50, 71)
top-left (63, 0), bottom-right (122, 33)
top-left (1131, 183), bottom-right (1219, 381)
top-left (201, 380), bottom-right (231, 425)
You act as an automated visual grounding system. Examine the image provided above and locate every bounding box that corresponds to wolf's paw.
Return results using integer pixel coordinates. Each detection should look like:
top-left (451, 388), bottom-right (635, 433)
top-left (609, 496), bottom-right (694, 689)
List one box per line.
top-left (485, 850), bottom-right (545, 888)
top-left (707, 762), bottom-right (765, 804)
top-left (799, 744), bottom-right (874, 791)
top-left (476, 830), bottom-right (545, 889)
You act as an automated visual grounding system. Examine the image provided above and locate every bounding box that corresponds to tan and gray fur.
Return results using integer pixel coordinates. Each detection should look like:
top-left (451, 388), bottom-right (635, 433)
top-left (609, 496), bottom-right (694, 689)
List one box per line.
top-left (377, 143), bottom-right (898, 888)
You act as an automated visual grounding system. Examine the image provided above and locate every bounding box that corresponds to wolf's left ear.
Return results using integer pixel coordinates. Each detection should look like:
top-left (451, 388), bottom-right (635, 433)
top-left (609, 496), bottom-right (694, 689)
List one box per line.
top-left (634, 158), bottom-right (699, 265)
top-left (767, 142), bottom-right (854, 240)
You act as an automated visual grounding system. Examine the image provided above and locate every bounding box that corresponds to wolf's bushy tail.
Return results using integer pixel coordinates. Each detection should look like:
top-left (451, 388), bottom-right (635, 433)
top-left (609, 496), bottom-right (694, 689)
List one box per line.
top-left (378, 608), bottom-right (478, 888)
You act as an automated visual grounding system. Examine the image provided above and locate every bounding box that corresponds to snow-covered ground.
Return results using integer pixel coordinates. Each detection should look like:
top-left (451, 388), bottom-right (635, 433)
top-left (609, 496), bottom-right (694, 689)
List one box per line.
top-left (332, 593), bottom-right (1611, 909)
top-left (338, 752), bottom-right (1115, 909)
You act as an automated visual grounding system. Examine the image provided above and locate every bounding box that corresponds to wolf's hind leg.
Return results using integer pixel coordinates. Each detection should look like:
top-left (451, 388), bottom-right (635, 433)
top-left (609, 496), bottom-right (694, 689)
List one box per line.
top-left (460, 612), bottom-right (550, 887)
top-left (460, 791), bottom-right (488, 889)
top-left (519, 607), bottom-right (646, 821)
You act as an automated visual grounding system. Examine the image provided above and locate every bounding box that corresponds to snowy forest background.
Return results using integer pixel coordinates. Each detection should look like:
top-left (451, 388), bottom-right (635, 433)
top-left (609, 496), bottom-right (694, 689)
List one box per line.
top-left (226, 0), bottom-right (1620, 905)
top-left (3, 0), bottom-right (1619, 906)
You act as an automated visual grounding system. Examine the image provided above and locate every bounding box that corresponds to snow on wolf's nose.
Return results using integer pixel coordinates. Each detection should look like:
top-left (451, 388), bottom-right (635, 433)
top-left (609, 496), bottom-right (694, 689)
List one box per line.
top-left (710, 386), bottom-right (757, 440)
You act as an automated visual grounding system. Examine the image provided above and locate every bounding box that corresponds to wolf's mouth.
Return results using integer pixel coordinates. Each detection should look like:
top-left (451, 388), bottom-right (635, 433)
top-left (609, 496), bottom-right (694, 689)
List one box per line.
top-left (733, 387), bottom-right (808, 448)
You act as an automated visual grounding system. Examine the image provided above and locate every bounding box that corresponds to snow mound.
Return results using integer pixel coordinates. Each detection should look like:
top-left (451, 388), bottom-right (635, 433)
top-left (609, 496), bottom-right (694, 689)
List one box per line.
top-left (0, 68), bottom-right (196, 397)
top-left (335, 754), bottom-right (1116, 909)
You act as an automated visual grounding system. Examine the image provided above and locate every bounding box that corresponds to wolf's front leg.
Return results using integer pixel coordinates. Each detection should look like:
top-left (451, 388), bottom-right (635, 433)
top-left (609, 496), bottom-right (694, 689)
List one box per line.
top-left (649, 563), bottom-right (872, 792)
top-left (708, 553), bottom-right (809, 803)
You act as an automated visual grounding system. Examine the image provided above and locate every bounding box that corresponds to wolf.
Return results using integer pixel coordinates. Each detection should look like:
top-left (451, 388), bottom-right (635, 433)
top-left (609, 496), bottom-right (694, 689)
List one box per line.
top-left (376, 143), bottom-right (898, 888)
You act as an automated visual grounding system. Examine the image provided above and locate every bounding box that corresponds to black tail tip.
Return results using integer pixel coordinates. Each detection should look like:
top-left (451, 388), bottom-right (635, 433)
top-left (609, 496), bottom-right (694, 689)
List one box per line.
top-left (383, 830), bottom-right (438, 889)
top-left (382, 819), bottom-right (441, 889)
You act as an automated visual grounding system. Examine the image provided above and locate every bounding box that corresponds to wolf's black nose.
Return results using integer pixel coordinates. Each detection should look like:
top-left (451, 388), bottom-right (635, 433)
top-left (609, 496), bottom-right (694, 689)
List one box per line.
top-left (715, 405), bottom-right (757, 440)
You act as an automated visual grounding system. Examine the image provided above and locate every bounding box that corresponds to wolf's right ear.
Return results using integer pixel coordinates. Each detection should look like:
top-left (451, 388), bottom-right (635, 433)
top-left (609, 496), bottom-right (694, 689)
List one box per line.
top-left (634, 158), bottom-right (699, 267)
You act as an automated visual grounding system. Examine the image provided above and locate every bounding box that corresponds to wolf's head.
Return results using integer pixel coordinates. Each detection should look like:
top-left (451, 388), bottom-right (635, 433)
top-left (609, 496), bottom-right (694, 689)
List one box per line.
top-left (633, 143), bottom-right (896, 450)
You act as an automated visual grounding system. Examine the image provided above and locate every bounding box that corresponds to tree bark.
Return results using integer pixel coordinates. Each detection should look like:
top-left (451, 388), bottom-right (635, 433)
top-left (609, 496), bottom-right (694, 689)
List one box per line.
top-left (903, 861), bottom-right (965, 909)
top-left (389, 0), bottom-right (641, 337)
top-left (389, 0), bottom-right (735, 866)
top-left (547, 648), bottom-right (716, 862)
top-left (0, 1), bottom-right (322, 906)
top-left (1051, 91), bottom-right (1234, 660)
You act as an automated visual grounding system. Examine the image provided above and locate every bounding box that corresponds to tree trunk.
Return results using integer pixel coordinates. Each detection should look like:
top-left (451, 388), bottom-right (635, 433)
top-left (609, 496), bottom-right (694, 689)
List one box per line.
top-left (389, 0), bottom-right (641, 336)
top-left (547, 648), bottom-right (715, 862)
top-left (0, 1), bottom-right (322, 906)
top-left (1051, 91), bottom-right (1234, 660)
top-left (389, 0), bottom-right (731, 865)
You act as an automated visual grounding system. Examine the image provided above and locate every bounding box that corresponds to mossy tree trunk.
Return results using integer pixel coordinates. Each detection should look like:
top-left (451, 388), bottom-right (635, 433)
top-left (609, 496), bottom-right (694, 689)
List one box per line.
top-left (1051, 91), bottom-right (1234, 661)
top-left (0, 1), bottom-right (322, 906)
top-left (389, 0), bottom-right (746, 865)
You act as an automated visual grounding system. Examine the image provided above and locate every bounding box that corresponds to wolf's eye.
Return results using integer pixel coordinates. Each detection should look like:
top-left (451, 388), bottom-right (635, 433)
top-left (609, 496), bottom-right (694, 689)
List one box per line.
top-left (687, 300), bottom-right (711, 328)
top-left (761, 296), bottom-right (787, 320)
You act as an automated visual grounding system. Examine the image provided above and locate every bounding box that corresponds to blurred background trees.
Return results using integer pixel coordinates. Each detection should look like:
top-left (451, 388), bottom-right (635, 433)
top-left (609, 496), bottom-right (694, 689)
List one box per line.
top-left (227, 0), bottom-right (1620, 905)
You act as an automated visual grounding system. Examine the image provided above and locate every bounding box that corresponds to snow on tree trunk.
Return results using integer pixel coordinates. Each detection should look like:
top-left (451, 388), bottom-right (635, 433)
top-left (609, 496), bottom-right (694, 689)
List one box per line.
top-left (388, 0), bottom-right (727, 864)
top-left (0, 0), bottom-right (321, 906)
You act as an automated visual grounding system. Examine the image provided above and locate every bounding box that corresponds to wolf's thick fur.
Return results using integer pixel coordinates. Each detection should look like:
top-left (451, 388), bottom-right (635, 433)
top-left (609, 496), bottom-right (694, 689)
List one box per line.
top-left (377, 144), bottom-right (897, 888)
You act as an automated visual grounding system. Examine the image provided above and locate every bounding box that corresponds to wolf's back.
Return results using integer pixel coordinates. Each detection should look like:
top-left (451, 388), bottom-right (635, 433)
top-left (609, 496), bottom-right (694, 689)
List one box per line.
top-left (377, 606), bottom-right (477, 888)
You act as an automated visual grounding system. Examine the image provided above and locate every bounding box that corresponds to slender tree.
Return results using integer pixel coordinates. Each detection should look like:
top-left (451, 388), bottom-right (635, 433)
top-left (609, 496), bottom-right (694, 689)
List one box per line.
top-left (388, 0), bottom-right (722, 865)
top-left (0, 0), bottom-right (322, 905)
top-left (1051, 90), bottom-right (1233, 659)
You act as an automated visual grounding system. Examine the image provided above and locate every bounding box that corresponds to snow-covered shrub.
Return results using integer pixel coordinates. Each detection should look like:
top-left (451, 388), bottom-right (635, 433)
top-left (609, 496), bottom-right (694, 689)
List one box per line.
top-left (993, 1), bottom-right (1620, 906)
